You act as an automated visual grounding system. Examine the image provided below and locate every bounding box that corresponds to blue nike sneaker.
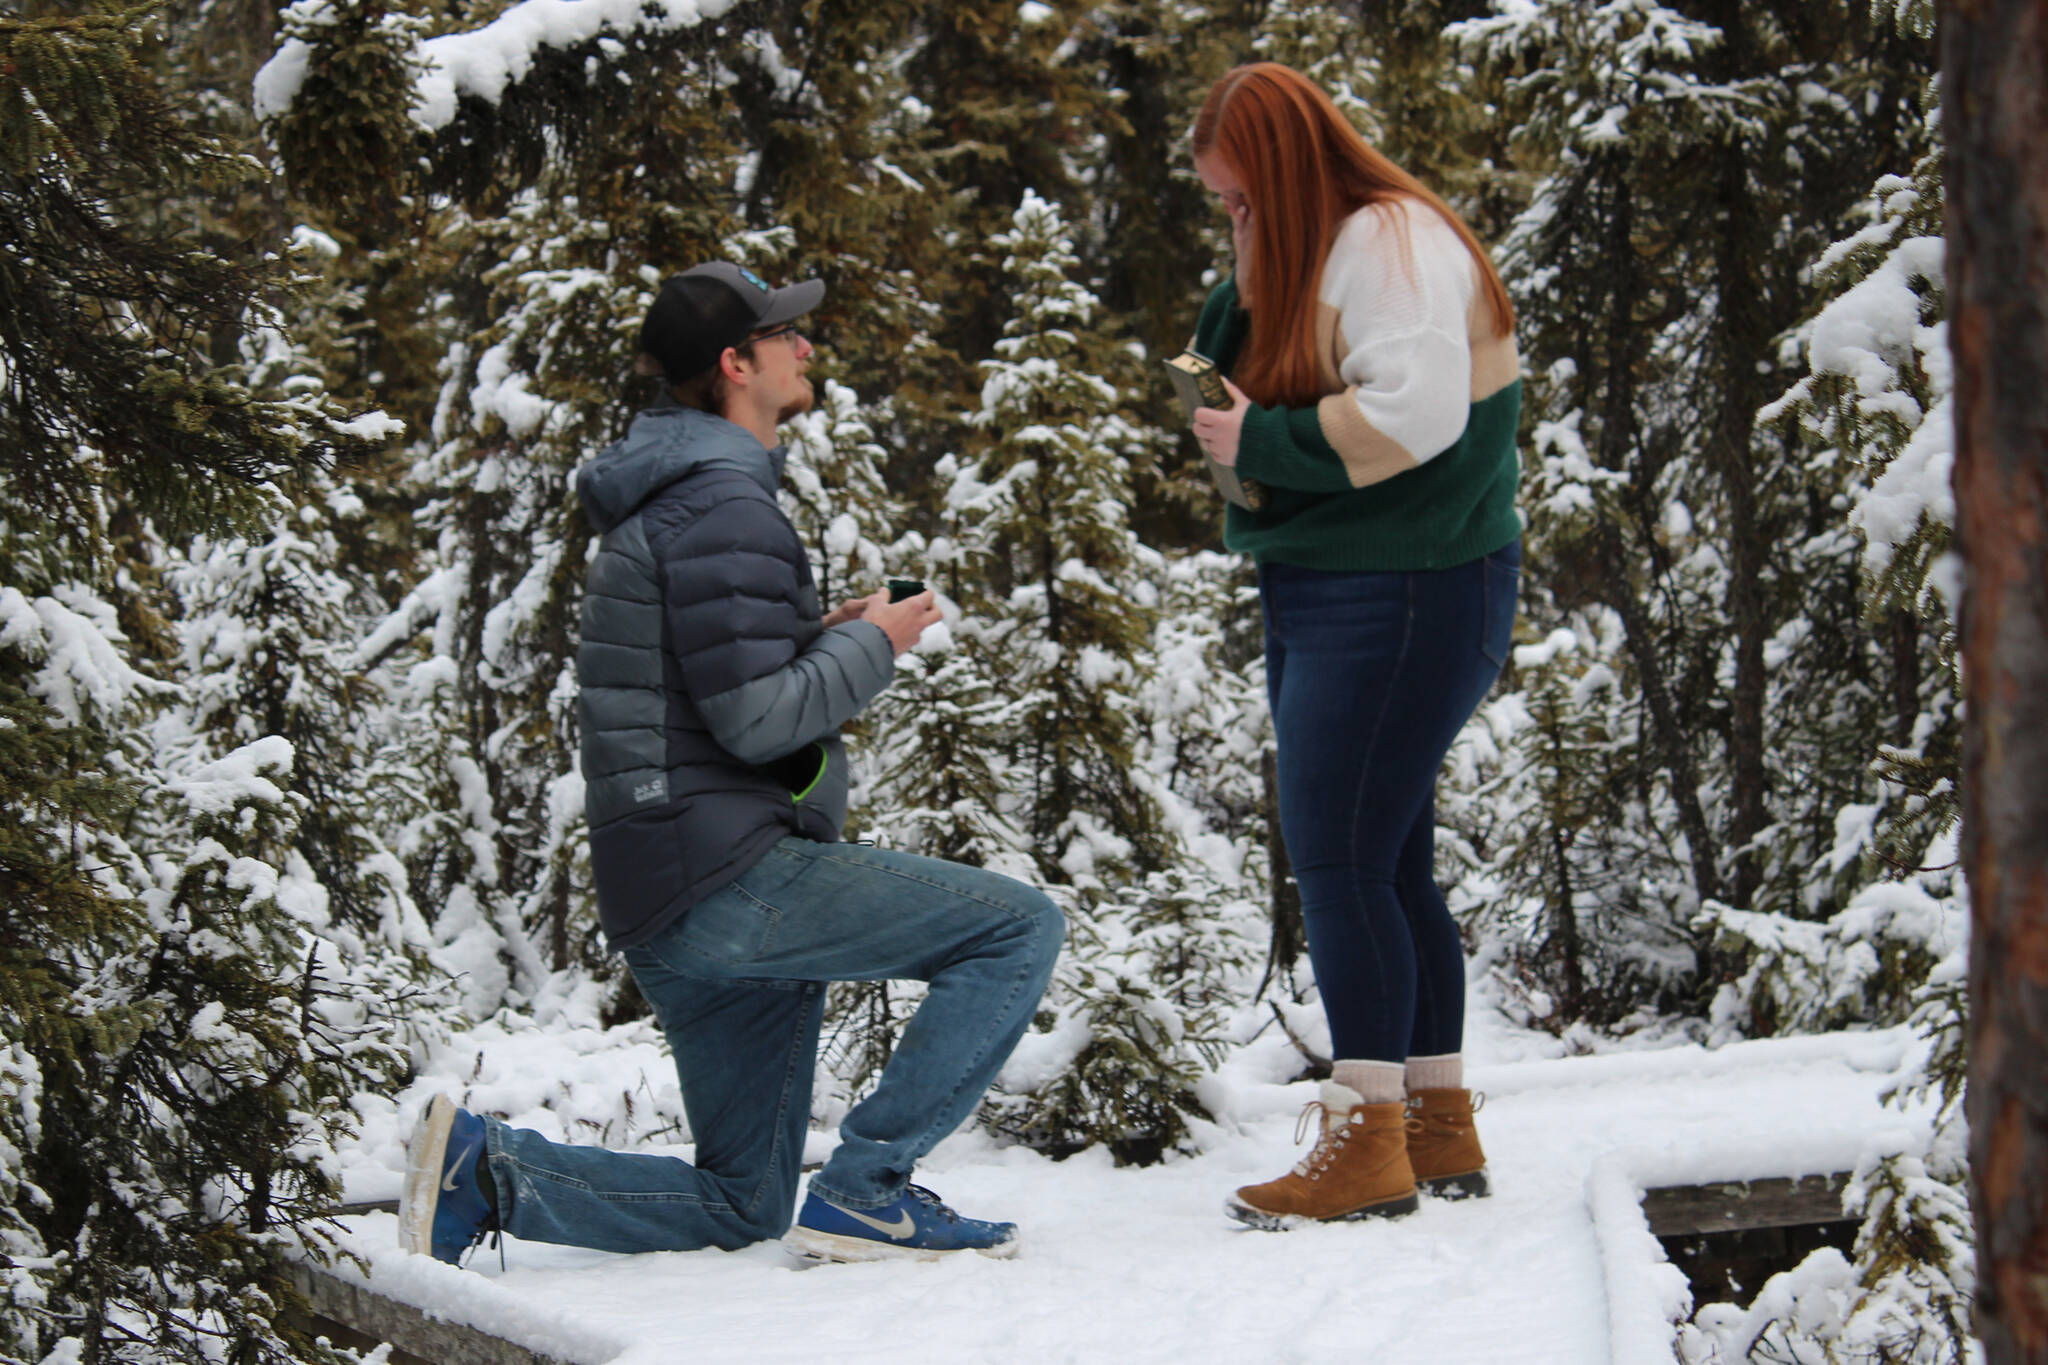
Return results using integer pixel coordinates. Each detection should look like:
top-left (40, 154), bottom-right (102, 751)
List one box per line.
top-left (397, 1094), bottom-right (497, 1265)
top-left (783, 1184), bottom-right (1020, 1263)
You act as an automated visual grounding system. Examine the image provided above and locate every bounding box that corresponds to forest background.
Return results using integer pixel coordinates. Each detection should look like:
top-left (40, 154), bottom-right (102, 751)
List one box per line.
top-left (0, 0), bottom-right (1973, 1361)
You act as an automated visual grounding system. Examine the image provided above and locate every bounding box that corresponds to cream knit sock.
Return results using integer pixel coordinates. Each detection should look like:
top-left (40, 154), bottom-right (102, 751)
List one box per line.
top-left (1330, 1059), bottom-right (1406, 1105)
top-left (1405, 1053), bottom-right (1463, 1093)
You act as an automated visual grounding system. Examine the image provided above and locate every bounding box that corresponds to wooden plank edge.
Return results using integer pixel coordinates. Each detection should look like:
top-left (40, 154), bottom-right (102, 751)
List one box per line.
top-left (288, 1260), bottom-right (588, 1365)
top-left (1641, 1173), bottom-right (1852, 1237)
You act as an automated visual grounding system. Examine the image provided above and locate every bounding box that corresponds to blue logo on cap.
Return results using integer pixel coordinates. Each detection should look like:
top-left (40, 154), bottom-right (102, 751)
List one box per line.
top-left (737, 267), bottom-right (770, 293)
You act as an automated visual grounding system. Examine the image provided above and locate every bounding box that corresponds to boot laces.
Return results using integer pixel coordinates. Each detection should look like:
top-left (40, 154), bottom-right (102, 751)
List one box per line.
top-left (1289, 1100), bottom-right (1348, 1178)
top-left (1287, 1101), bottom-right (1419, 1179)
top-left (1406, 1089), bottom-right (1485, 1130)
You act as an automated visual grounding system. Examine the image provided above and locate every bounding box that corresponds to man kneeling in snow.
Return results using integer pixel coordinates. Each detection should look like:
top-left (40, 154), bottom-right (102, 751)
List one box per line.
top-left (397, 262), bottom-right (1063, 1265)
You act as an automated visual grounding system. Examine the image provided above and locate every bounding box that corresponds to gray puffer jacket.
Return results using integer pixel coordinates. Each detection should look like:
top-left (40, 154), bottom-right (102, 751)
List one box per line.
top-left (575, 399), bottom-right (895, 950)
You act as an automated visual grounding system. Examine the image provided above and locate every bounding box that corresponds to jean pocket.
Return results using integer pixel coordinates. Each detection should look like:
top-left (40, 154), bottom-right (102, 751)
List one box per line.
top-left (670, 882), bottom-right (780, 967)
top-left (1479, 546), bottom-right (1520, 670)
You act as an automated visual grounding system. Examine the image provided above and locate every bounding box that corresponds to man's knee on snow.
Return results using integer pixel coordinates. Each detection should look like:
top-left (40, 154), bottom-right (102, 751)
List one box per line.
top-left (1017, 885), bottom-right (1065, 981)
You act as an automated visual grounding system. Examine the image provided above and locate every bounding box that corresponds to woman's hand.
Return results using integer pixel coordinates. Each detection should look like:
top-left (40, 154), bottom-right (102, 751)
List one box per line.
top-left (1191, 377), bottom-right (1251, 467)
top-left (1225, 192), bottom-right (1254, 305)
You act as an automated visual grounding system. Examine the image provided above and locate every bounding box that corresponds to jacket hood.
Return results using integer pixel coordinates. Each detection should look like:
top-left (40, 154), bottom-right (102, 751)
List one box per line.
top-left (576, 400), bottom-right (787, 533)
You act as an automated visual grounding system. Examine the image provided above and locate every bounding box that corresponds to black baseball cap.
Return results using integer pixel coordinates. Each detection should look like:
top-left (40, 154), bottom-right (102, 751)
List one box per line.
top-left (638, 262), bottom-right (825, 384)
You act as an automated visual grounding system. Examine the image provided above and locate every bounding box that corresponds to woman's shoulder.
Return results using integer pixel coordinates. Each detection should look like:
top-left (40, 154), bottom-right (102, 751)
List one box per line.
top-left (1323, 197), bottom-right (1475, 314)
top-left (1331, 195), bottom-right (1462, 257)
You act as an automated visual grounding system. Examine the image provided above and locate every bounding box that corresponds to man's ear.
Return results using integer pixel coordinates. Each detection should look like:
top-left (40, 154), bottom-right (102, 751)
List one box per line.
top-left (717, 345), bottom-right (752, 387)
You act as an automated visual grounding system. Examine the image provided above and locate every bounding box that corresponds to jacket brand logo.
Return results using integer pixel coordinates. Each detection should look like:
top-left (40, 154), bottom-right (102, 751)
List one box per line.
top-left (633, 779), bottom-right (666, 803)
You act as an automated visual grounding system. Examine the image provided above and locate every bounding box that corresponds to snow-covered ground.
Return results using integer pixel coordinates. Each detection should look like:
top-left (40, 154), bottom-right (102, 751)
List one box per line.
top-left (326, 998), bottom-right (1932, 1365)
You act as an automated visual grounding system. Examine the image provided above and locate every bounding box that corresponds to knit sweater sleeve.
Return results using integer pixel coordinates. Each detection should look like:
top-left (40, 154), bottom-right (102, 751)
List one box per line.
top-left (1190, 277), bottom-right (1249, 368)
top-left (1234, 200), bottom-right (1479, 493)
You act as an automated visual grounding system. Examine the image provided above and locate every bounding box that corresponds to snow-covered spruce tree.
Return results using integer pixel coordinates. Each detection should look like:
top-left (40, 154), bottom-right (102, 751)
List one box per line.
top-left (389, 216), bottom-right (655, 1007)
top-left (1251, 0), bottom-right (1377, 130)
top-left (1072, 0), bottom-right (1243, 544)
top-left (1450, 0), bottom-right (1934, 1023)
top-left (82, 739), bottom-right (410, 1365)
top-left (1445, 606), bottom-right (1695, 1031)
top-left (1681, 9), bottom-right (1972, 1356)
top-left (932, 191), bottom-right (1232, 1163)
top-left (1253, 1), bottom-right (1523, 239)
top-left (779, 378), bottom-right (919, 634)
top-left (1, 6), bottom-right (403, 1359)
top-left (1126, 548), bottom-right (1269, 1064)
top-left (958, 191), bottom-right (1174, 885)
top-left (266, 0), bottom-right (988, 1018)
top-left (1078, 0), bottom-right (1243, 348)
top-left (0, 515), bottom-right (158, 1365)
top-left (159, 410), bottom-right (423, 942)
top-left (826, 462), bottom-right (1037, 1116)
top-left (1136, 551), bottom-right (1270, 952)
top-left (893, 3), bottom-right (1120, 464)
top-left (775, 376), bottom-right (932, 1108)
top-left (268, 0), bottom-right (759, 1009)
top-left (859, 445), bottom-right (1037, 874)
top-left (0, 572), bottom-right (404, 1365)
top-left (718, 0), bottom-right (961, 412)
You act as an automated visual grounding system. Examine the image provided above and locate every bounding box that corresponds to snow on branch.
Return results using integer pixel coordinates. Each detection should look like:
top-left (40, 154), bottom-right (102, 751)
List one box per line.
top-left (256, 0), bottom-right (743, 130)
top-left (0, 583), bottom-right (172, 724)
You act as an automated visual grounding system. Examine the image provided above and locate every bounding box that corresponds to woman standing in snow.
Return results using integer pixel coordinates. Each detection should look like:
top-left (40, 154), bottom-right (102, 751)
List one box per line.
top-left (1183, 62), bottom-right (1521, 1228)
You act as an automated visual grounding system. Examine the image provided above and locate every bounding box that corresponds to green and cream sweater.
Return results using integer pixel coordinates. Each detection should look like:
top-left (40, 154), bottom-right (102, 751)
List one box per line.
top-left (1195, 196), bottom-right (1523, 571)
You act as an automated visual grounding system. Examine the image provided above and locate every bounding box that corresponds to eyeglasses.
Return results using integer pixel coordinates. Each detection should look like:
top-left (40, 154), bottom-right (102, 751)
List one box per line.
top-left (748, 321), bottom-right (804, 346)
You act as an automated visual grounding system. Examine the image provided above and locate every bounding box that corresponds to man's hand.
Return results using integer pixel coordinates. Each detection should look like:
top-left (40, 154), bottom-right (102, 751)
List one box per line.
top-left (821, 597), bottom-right (871, 628)
top-left (857, 589), bottom-right (941, 656)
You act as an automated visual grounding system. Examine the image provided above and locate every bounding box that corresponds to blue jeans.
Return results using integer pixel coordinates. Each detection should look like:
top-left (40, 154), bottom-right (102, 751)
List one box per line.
top-left (480, 838), bottom-right (1063, 1252)
top-left (1261, 542), bottom-right (1518, 1064)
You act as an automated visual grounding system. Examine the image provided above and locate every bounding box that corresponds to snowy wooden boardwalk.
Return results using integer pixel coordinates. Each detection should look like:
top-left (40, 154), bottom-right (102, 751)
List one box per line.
top-left (311, 1029), bottom-right (1924, 1365)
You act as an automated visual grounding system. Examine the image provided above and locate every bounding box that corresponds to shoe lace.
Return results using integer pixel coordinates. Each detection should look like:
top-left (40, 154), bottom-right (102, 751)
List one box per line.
top-left (1290, 1100), bottom-right (1423, 1180)
top-left (1289, 1102), bottom-right (1352, 1179)
top-left (456, 1214), bottom-right (504, 1271)
top-left (1405, 1090), bottom-right (1486, 1130)
top-left (1291, 1100), bottom-right (1328, 1151)
top-left (904, 1184), bottom-right (959, 1224)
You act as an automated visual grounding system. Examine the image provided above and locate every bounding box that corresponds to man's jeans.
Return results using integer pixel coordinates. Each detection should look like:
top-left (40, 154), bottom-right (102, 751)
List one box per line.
top-left (480, 838), bottom-right (1063, 1253)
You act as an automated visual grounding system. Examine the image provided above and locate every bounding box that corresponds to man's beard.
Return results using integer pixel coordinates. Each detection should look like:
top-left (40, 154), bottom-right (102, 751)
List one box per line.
top-left (776, 380), bottom-right (816, 425)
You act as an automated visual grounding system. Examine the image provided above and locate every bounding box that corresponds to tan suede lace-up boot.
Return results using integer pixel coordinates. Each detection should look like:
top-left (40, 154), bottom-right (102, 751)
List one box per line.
top-left (1225, 1081), bottom-right (1420, 1228)
top-left (1406, 1087), bottom-right (1489, 1199)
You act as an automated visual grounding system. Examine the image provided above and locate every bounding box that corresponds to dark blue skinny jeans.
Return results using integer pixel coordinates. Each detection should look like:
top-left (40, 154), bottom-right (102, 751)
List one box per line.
top-left (1260, 541), bottom-right (1519, 1064)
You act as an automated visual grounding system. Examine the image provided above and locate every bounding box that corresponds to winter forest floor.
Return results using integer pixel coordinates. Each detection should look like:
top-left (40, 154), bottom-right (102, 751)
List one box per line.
top-left (319, 986), bottom-right (1933, 1365)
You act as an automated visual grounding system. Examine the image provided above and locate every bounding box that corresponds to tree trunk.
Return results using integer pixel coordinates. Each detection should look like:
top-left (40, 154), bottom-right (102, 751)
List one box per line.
top-left (1548, 816), bottom-right (1584, 1017)
top-left (1257, 748), bottom-right (1306, 998)
top-left (1581, 165), bottom-right (1724, 911)
top-left (1710, 140), bottom-right (1775, 912)
top-left (1945, 3), bottom-right (2048, 1360)
top-left (1890, 606), bottom-right (1923, 749)
top-left (1601, 524), bottom-right (1725, 907)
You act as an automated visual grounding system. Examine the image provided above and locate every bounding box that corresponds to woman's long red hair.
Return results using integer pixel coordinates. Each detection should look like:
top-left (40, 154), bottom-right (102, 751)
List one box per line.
top-left (1192, 62), bottom-right (1514, 408)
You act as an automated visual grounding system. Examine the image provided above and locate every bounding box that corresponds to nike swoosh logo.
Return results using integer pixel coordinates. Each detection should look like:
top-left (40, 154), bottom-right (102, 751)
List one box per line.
top-left (841, 1206), bottom-right (916, 1240)
top-left (442, 1137), bottom-right (480, 1193)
